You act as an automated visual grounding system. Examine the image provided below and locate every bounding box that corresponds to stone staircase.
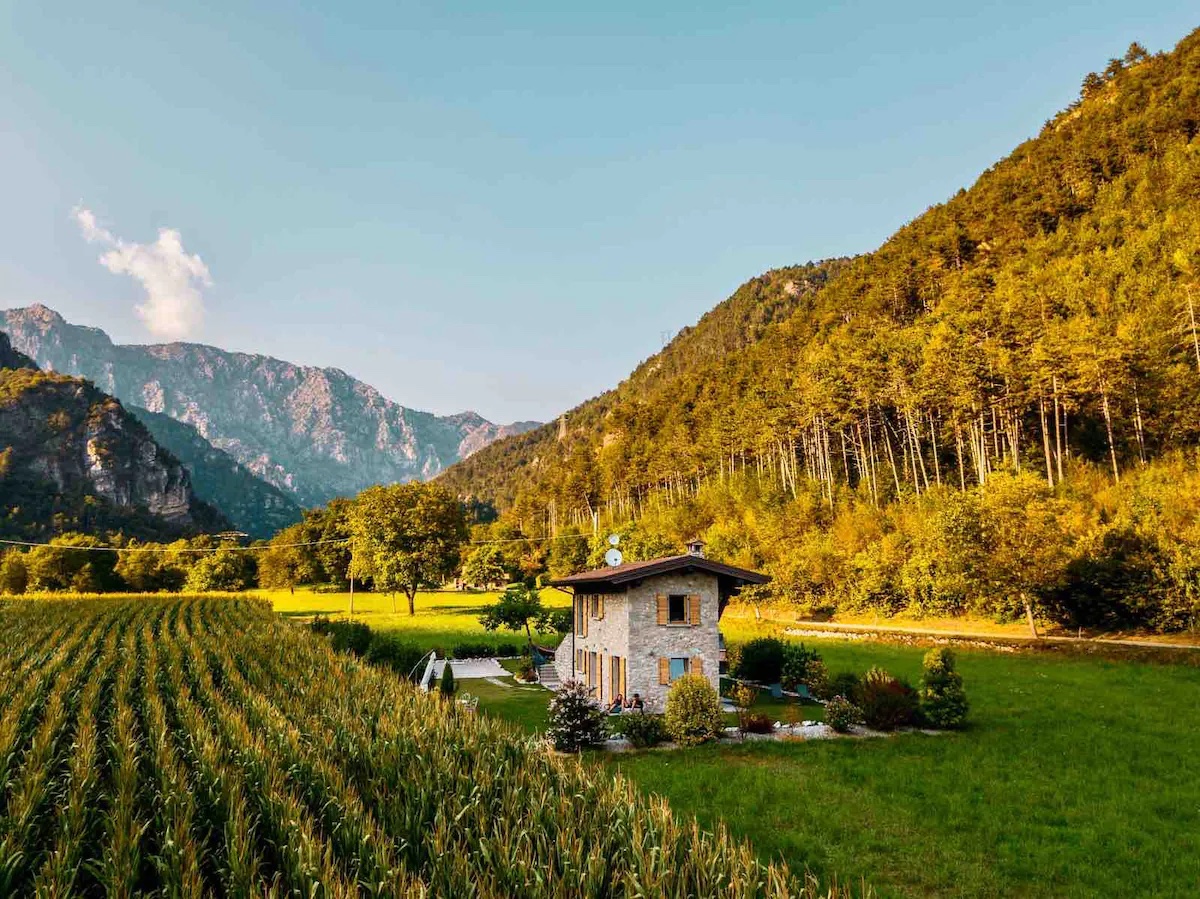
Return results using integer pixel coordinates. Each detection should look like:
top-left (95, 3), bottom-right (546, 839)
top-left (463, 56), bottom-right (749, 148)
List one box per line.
top-left (537, 663), bottom-right (561, 691)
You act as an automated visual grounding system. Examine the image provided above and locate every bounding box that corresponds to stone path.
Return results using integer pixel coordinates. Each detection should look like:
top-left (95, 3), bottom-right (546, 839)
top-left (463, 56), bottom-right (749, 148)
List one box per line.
top-left (431, 658), bottom-right (508, 679)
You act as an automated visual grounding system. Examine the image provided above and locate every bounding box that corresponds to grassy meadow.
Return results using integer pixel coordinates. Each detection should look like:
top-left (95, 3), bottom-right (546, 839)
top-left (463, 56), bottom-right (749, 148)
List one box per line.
top-left (259, 585), bottom-right (572, 653)
top-left (330, 589), bottom-right (1200, 898)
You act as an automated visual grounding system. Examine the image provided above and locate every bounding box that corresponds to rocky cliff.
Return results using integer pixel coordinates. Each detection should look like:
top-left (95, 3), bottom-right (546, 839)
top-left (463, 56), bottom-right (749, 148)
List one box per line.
top-left (130, 406), bottom-right (302, 539)
top-left (0, 363), bottom-right (227, 540)
top-left (1, 305), bottom-right (539, 506)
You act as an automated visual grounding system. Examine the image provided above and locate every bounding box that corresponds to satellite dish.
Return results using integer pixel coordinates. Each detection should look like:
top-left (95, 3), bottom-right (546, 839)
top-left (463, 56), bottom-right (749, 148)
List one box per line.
top-left (607, 533), bottom-right (621, 546)
top-left (604, 548), bottom-right (623, 567)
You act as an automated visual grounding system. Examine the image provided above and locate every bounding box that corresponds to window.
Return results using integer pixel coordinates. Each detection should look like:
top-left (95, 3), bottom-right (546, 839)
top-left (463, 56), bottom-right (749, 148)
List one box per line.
top-left (668, 594), bottom-right (687, 624)
top-left (590, 595), bottom-right (604, 620)
top-left (669, 657), bottom-right (689, 681)
top-left (588, 652), bottom-right (598, 690)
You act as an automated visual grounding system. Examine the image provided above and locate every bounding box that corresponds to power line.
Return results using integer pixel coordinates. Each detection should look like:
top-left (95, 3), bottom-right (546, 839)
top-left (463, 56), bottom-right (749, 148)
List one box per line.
top-left (0, 537), bottom-right (351, 554)
top-left (0, 532), bottom-right (598, 553)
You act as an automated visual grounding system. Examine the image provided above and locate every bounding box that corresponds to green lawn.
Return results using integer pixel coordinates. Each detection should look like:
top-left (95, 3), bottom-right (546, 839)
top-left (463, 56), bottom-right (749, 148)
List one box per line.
top-left (331, 588), bottom-right (1200, 897)
top-left (605, 640), bottom-right (1200, 898)
top-left (260, 585), bottom-right (570, 654)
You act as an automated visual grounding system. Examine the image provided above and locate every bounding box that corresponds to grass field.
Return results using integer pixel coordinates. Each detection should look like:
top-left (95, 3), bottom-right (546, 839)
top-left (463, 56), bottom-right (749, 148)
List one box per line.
top-left (259, 585), bottom-right (572, 653)
top-left (354, 590), bottom-right (1200, 898)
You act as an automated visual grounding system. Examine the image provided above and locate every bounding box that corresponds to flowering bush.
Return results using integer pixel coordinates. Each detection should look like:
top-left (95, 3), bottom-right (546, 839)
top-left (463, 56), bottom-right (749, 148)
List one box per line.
top-left (547, 680), bottom-right (608, 752)
top-left (825, 695), bottom-right (863, 733)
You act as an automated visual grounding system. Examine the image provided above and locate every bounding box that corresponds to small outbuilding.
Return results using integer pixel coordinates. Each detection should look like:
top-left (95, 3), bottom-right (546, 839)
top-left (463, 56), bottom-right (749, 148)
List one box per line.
top-left (547, 543), bottom-right (768, 708)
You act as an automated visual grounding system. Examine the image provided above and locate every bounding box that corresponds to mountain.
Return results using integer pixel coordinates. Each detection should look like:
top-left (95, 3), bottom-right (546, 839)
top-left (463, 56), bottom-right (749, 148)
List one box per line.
top-left (0, 335), bottom-right (227, 540)
top-left (440, 32), bottom-right (1200, 524)
top-left (0, 332), bottom-right (36, 370)
top-left (129, 406), bottom-right (302, 539)
top-left (0, 306), bottom-right (539, 507)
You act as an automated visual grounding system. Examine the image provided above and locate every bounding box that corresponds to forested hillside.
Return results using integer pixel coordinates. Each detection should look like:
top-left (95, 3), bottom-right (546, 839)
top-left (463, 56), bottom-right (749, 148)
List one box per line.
top-left (0, 348), bottom-right (227, 542)
top-left (441, 33), bottom-right (1200, 631)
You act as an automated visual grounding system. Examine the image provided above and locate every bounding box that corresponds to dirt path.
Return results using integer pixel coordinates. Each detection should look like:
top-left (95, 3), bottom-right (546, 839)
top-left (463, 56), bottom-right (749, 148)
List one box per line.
top-left (780, 619), bottom-right (1200, 651)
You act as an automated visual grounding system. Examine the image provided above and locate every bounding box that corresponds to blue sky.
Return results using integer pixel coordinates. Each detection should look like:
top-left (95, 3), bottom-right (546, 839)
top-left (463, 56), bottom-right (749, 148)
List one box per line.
top-left (0, 3), bottom-right (1196, 423)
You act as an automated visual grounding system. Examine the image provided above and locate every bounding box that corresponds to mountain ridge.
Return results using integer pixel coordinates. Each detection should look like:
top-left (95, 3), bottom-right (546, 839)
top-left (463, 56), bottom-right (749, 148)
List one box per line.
top-left (2, 304), bottom-right (539, 507)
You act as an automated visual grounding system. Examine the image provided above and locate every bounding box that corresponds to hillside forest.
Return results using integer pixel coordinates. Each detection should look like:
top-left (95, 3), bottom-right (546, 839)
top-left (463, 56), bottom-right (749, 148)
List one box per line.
top-left (435, 35), bottom-right (1200, 633)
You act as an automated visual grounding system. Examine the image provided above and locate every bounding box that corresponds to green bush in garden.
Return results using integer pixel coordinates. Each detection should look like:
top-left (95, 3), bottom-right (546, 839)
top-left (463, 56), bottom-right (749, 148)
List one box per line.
top-left (619, 712), bottom-right (669, 748)
top-left (920, 648), bottom-right (969, 728)
top-left (547, 680), bottom-right (608, 752)
top-left (858, 667), bottom-right (919, 731)
top-left (780, 642), bottom-right (822, 690)
top-left (735, 637), bottom-right (786, 683)
top-left (825, 671), bottom-right (862, 702)
top-left (825, 695), bottom-right (864, 733)
top-left (665, 674), bottom-right (724, 746)
top-left (439, 662), bottom-right (457, 697)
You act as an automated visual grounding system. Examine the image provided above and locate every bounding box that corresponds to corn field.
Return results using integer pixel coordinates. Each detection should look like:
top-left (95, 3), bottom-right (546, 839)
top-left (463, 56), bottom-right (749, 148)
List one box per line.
top-left (0, 597), bottom-right (858, 898)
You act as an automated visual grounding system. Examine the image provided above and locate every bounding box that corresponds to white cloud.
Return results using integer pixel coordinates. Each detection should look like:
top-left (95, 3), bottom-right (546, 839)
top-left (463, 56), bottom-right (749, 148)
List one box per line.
top-left (72, 205), bottom-right (211, 341)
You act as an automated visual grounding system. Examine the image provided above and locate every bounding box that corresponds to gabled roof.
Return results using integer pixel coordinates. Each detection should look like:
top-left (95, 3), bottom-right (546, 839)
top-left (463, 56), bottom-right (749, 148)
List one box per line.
top-left (547, 554), bottom-right (769, 589)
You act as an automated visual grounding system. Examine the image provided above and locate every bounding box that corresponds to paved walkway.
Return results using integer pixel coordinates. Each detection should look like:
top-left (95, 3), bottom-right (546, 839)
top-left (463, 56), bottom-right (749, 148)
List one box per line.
top-left (431, 658), bottom-right (508, 679)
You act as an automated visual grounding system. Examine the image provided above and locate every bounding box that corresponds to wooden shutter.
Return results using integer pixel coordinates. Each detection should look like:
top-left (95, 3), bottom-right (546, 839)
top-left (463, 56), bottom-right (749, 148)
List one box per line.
top-left (580, 598), bottom-right (588, 637)
top-left (598, 653), bottom-right (605, 701)
top-left (692, 657), bottom-right (704, 676)
top-left (658, 657), bottom-right (670, 685)
top-left (688, 594), bottom-right (702, 626)
top-left (576, 649), bottom-right (583, 673)
top-left (620, 657), bottom-right (627, 698)
top-left (656, 594), bottom-right (668, 625)
top-left (597, 596), bottom-right (604, 620)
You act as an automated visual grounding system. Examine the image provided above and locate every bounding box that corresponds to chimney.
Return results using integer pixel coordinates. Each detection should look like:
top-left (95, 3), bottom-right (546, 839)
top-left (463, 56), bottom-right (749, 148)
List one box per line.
top-left (685, 538), bottom-right (706, 558)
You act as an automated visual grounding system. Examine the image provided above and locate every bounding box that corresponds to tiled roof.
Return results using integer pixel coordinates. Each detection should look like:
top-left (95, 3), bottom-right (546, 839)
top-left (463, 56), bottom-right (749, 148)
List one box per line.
top-left (546, 554), bottom-right (769, 588)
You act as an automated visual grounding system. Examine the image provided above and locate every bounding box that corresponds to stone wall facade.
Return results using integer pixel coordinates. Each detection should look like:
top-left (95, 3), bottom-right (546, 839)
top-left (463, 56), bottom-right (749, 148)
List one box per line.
top-left (553, 571), bottom-right (721, 708)
top-left (626, 572), bottom-right (720, 708)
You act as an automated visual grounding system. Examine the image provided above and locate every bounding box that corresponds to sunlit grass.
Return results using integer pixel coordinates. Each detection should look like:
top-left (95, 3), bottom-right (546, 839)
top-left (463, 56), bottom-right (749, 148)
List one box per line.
top-left (258, 585), bottom-right (571, 653)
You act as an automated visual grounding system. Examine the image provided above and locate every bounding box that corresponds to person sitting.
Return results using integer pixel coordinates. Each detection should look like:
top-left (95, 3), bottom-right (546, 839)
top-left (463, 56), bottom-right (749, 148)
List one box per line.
top-left (608, 694), bottom-right (624, 714)
top-left (628, 693), bottom-right (644, 712)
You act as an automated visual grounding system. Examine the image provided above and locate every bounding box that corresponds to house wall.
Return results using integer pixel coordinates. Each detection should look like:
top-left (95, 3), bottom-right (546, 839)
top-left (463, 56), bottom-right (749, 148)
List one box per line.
top-left (553, 592), bottom-right (629, 700)
top-left (626, 571), bottom-right (720, 708)
top-left (552, 572), bottom-right (721, 708)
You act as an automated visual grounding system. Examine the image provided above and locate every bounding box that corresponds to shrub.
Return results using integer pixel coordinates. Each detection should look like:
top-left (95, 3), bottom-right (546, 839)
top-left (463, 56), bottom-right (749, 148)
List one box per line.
top-left (859, 667), bottom-right (919, 731)
top-left (0, 550), bottom-right (28, 595)
top-left (451, 641), bottom-right (496, 658)
top-left (800, 658), bottom-right (829, 698)
top-left (825, 695), bottom-right (863, 733)
top-left (780, 642), bottom-right (821, 691)
top-left (920, 648), bottom-right (969, 728)
top-left (547, 680), bottom-right (608, 752)
top-left (618, 712), bottom-right (668, 748)
top-left (365, 638), bottom-right (426, 680)
top-left (664, 674), bottom-right (724, 746)
top-left (734, 637), bottom-right (786, 683)
top-left (310, 617), bottom-right (373, 656)
top-left (439, 663), bottom-right (457, 697)
top-left (825, 671), bottom-right (861, 702)
top-left (516, 661), bottom-right (537, 682)
top-left (741, 713), bottom-right (775, 734)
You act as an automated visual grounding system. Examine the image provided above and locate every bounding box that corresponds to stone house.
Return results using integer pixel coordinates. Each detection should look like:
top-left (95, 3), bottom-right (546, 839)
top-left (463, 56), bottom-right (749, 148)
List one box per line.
top-left (547, 542), bottom-right (768, 707)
